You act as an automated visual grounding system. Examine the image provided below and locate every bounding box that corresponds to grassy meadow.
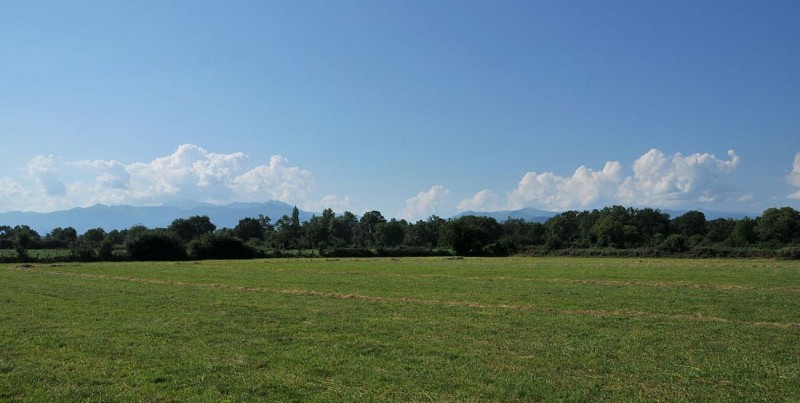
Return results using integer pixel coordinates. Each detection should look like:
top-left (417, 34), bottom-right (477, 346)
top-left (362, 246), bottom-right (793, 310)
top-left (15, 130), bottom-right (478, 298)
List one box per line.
top-left (1, 257), bottom-right (799, 401)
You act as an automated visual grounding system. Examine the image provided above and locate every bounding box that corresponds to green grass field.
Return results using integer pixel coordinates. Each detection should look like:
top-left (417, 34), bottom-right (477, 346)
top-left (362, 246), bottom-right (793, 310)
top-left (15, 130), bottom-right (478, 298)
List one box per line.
top-left (1, 257), bottom-right (799, 401)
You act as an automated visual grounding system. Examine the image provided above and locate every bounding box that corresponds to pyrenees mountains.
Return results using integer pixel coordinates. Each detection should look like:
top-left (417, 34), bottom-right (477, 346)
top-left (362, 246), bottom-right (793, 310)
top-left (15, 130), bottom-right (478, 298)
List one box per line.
top-left (0, 201), bottom-right (313, 233)
top-left (0, 201), bottom-right (757, 234)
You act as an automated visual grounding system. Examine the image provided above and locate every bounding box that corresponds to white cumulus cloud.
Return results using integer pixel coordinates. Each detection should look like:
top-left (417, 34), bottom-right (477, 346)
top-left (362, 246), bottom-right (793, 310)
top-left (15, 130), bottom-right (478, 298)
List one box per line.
top-left (788, 153), bottom-right (800, 200)
top-left (27, 155), bottom-right (67, 197)
top-left (0, 178), bottom-right (31, 205)
top-left (124, 144), bottom-right (249, 204)
top-left (0, 144), bottom-right (322, 212)
top-left (489, 148), bottom-right (743, 212)
top-left (457, 189), bottom-right (503, 212)
top-left (508, 161), bottom-right (624, 211)
top-left (71, 160), bottom-right (131, 189)
top-left (622, 149), bottom-right (740, 206)
top-left (231, 154), bottom-right (314, 205)
top-left (401, 185), bottom-right (450, 221)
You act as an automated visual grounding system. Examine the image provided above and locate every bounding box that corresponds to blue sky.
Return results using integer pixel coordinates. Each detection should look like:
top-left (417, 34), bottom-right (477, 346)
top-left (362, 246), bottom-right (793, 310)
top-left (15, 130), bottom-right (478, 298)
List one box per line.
top-left (1, 1), bottom-right (799, 219)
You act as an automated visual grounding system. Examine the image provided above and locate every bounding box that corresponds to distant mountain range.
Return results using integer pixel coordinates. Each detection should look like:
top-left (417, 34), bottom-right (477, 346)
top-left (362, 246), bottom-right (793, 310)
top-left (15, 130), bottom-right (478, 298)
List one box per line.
top-left (456, 207), bottom-right (757, 223)
top-left (454, 208), bottom-right (557, 223)
top-left (0, 201), bottom-right (314, 233)
top-left (0, 201), bottom-right (760, 235)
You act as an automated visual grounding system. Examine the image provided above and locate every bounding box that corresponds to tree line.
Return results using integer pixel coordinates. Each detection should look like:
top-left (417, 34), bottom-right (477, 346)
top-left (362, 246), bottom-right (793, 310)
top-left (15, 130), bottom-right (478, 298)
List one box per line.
top-left (2, 205), bottom-right (800, 262)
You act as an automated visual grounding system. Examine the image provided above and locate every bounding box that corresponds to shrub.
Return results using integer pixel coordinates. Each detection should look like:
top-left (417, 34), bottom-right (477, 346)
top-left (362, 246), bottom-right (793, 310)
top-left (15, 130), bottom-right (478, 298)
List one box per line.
top-left (126, 230), bottom-right (187, 261)
top-left (777, 246), bottom-right (800, 260)
top-left (188, 234), bottom-right (256, 260)
top-left (661, 234), bottom-right (688, 253)
top-left (71, 241), bottom-right (97, 261)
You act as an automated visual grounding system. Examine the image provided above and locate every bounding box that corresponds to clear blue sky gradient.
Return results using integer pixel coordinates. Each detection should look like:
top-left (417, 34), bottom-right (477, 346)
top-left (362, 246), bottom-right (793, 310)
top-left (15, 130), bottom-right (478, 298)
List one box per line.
top-left (1, 1), bottom-right (799, 217)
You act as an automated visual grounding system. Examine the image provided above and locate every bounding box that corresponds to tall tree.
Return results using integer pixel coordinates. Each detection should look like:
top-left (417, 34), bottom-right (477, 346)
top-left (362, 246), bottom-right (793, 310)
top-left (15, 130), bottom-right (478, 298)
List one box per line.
top-left (632, 208), bottom-right (670, 246)
top-left (376, 219), bottom-right (406, 247)
top-left (544, 211), bottom-right (581, 249)
top-left (358, 210), bottom-right (386, 247)
top-left (671, 211), bottom-right (708, 237)
top-left (169, 216), bottom-right (217, 242)
top-left (442, 216), bottom-right (503, 256)
top-left (330, 211), bottom-right (358, 246)
top-left (233, 217), bottom-right (267, 241)
top-left (756, 207), bottom-right (800, 246)
top-left (13, 226), bottom-right (34, 262)
top-left (731, 217), bottom-right (757, 246)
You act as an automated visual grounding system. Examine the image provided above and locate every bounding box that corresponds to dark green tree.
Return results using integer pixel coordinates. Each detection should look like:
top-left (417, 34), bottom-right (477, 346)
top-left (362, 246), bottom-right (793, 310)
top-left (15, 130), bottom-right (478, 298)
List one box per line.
top-left (442, 216), bottom-right (503, 256)
top-left (671, 211), bottom-right (708, 237)
top-left (168, 216), bottom-right (217, 242)
top-left (358, 210), bottom-right (386, 247)
top-left (500, 219), bottom-right (545, 252)
top-left (48, 227), bottom-right (78, 248)
top-left (126, 230), bottom-right (187, 261)
top-left (233, 217), bottom-right (267, 241)
top-left (705, 218), bottom-right (736, 245)
top-left (82, 227), bottom-right (107, 246)
top-left (304, 214), bottom-right (332, 252)
top-left (13, 226), bottom-right (34, 262)
top-left (731, 217), bottom-right (757, 246)
top-left (755, 207), bottom-right (800, 246)
top-left (376, 219), bottom-right (406, 248)
top-left (544, 211), bottom-right (581, 249)
top-left (662, 234), bottom-right (688, 253)
top-left (330, 211), bottom-right (358, 246)
top-left (592, 214), bottom-right (625, 248)
top-left (274, 209), bottom-right (302, 251)
top-left (632, 208), bottom-right (670, 246)
top-left (189, 234), bottom-right (256, 260)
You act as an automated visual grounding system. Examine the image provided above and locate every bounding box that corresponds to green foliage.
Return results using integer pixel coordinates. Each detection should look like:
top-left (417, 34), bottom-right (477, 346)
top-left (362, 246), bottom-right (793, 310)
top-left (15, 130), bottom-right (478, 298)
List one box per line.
top-left (756, 207), bottom-right (800, 246)
top-left (13, 226), bottom-right (34, 262)
top-left (662, 234), bottom-right (688, 253)
top-left (671, 210), bottom-right (708, 237)
top-left (233, 217), bottom-right (267, 241)
top-left (48, 227), bottom-right (78, 248)
top-left (168, 215), bottom-right (217, 242)
top-left (5, 206), bottom-right (800, 262)
top-left (126, 230), bottom-right (187, 261)
top-left (188, 234), bottom-right (256, 260)
top-left (98, 237), bottom-right (115, 261)
top-left (375, 219), bottom-right (406, 247)
top-left (70, 240), bottom-right (97, 261)
top-left (358, 210), bottom-right (386, 247)
top-left (442, 215), bottom-right (503, 255)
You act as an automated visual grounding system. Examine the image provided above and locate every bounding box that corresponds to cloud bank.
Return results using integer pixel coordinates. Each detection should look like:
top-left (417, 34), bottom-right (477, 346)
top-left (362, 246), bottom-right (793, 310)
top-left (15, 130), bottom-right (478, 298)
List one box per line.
top-left (0, 144), bottom-right (348, 213)
top-left (0, 145), bottom-right (775, 217)
top-left (460, 149), bottom-right (743, 212)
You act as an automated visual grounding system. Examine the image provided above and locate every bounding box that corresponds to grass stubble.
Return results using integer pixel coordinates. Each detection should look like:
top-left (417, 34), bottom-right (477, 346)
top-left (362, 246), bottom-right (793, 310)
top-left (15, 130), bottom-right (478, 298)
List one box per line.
top-left (1, 257), bottom-right (798, 401)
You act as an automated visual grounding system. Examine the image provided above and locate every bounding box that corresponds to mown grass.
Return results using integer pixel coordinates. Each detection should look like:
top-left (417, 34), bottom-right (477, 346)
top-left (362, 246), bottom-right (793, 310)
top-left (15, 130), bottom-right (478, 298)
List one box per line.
top-left (1, 257), bottom-right (798, 401)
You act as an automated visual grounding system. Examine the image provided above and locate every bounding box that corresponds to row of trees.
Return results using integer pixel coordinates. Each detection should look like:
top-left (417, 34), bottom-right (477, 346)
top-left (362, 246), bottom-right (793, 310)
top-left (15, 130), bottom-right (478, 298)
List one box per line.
top-left (2, 205), bottom-right (800, 262)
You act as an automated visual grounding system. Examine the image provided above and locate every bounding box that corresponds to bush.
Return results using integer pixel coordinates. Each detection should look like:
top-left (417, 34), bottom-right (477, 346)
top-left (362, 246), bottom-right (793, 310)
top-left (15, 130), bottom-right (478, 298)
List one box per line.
top-left (188, 234), bottom-right (257, 260)
top-left (661, 234), bottom-right (688, 253)
top-left (322, 248), bottom-right (377, 258)
top-left (126, 230), bottom-right (187, 261)
top-left (71, 241), bottom-right (97, 261)
top-left (777, 246), bottom-right (800, 260)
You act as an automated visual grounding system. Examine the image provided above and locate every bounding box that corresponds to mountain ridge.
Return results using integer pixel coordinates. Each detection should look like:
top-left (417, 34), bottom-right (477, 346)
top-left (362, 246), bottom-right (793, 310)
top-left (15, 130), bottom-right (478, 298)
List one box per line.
top-left (0, 202), bottom-right (762, 235)
top-left (455, 207), bottom-right (757, 223)
top-left (0, 202), bottom-right (314, 233)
